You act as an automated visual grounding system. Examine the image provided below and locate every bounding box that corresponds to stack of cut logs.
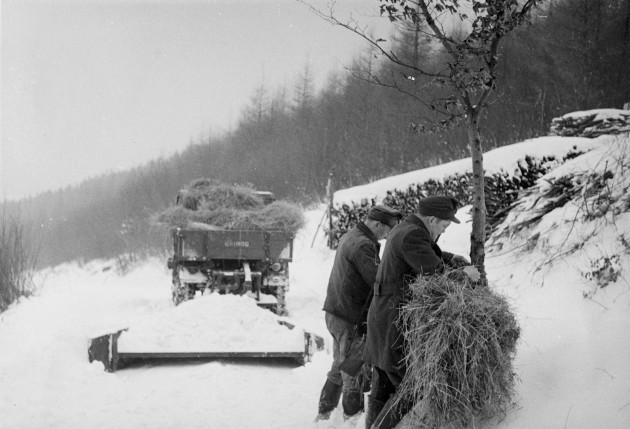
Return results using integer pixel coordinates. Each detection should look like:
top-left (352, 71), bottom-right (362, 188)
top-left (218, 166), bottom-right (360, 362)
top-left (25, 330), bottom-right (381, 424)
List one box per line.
top-left (550, 109), bottom-right (630, 138)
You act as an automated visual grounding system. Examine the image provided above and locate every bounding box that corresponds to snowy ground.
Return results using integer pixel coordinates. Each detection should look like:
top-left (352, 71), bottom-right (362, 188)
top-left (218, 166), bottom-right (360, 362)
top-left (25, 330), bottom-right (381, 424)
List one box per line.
top-left (1, 121), bottom-right (629, 428)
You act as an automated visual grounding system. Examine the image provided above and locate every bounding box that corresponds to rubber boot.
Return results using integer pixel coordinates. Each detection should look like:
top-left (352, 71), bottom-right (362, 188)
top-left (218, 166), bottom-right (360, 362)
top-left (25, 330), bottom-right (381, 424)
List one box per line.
top-left (364, 395), bottom-right (385, 429)
top-left (342, 388), bottom-right (364, 418)
top-left (318, 378), bottom-right (343, 416)
top-left (370, 396), bottom-right (402, 429)
top-left (360, 365), bottom-right (372, 393)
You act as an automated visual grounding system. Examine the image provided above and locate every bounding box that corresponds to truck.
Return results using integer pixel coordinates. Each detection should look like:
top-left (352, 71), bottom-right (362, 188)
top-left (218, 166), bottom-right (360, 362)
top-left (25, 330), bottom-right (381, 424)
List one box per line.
top-left (166, 190), bottom-right (293, 315)
top-left (87, 187), bottom-right (325, 371)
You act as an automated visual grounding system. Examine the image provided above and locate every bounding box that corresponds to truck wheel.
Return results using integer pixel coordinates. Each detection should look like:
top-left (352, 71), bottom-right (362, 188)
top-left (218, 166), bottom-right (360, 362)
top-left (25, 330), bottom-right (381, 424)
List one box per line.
top-left (274, 286), bottom-right (287, 316)
top-left (172, 272), bottom-right (191, 305)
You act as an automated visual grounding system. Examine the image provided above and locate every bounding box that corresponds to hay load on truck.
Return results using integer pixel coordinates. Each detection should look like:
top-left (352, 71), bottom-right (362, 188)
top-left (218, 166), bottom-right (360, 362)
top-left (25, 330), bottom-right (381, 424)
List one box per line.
top-left (159, 180), bottom-right (305, 316)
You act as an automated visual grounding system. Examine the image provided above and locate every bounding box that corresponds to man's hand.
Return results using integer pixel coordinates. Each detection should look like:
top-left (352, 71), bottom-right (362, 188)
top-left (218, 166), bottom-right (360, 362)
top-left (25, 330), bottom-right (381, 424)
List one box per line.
top-left (462, 265), bottom-right (481, 282)
top-left (357, 322), bottom-right (367, 336)
top-left (450, 254), bottom-right (470, 268)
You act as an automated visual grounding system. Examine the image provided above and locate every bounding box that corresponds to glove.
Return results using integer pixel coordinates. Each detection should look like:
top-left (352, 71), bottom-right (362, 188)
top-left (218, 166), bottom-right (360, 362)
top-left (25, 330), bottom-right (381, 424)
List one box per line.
top-left (356, 322), bottom-right (367, 336)
top-left (450, 254), bottom-right (470, 268)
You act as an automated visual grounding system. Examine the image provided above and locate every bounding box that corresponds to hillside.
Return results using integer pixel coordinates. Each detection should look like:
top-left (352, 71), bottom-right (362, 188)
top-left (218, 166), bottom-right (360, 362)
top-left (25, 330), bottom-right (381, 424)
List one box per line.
top-left (4, 0), bottom-right (629, 270)
top-left (1, 124), bottom-right (629, 428)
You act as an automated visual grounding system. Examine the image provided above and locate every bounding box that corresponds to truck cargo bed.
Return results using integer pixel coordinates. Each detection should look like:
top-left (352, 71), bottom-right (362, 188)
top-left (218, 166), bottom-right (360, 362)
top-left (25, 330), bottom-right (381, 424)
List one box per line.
top-left (174, 228), bottom-right (293, 261)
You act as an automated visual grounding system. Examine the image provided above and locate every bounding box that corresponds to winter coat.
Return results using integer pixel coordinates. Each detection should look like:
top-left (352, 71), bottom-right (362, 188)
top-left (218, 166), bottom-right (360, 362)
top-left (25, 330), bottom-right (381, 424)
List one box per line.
top-left (363, 214), bottom-right (454, 375)
top-left (322, 222), bottom-right (380, 327)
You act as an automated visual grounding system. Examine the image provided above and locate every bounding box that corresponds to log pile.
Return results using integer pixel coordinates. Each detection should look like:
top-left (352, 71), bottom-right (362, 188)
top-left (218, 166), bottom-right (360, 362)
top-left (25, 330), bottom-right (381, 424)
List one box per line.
top-left (550, 109), bottom-right (630, 138)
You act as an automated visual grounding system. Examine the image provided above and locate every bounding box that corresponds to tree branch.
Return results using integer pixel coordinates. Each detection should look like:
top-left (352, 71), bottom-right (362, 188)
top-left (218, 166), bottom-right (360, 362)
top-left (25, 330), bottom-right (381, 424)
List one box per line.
top-left (300, 0), bottom-right (444, 79)
top-left (346, 66), bottom-right (455, 118)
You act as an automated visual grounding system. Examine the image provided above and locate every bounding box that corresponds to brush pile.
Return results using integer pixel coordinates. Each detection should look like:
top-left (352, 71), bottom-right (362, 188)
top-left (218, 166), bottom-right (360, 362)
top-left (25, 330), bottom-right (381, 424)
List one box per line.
top-left (397, 270), bottom-right (520, 428)
top-left (152, 179), bottom-right (305, 235)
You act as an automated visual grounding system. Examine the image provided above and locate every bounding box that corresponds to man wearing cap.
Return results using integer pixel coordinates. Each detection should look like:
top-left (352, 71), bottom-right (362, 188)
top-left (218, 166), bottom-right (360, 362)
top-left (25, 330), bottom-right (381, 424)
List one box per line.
top-left (364, 196), bottom-right (480, 429)
top-left (316, 205), bottom-right (403, 424)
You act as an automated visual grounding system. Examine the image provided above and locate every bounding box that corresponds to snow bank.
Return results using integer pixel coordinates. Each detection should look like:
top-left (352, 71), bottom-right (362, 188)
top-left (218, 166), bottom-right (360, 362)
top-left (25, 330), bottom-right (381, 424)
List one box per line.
top-left (485, 134), bottom-right (630, 429)
top-left (118, 294), bottom-right (305, 353)
top-left (334, 136), bottom-right (602, 205)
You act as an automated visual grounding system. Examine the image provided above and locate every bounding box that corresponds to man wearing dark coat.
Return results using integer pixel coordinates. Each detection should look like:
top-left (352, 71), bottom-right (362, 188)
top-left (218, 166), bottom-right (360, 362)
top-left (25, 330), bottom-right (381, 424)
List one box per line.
top-left (316, 205), bottom-right (403, 423)
top-left (363, 196), bottom-right (480, 429)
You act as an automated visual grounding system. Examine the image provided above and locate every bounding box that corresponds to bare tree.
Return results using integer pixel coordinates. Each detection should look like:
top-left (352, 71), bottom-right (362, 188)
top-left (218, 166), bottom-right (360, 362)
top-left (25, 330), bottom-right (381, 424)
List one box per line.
top-left (305, 0), bottom-right (542, 282)
top-left (0, 205), bottom-right (39, 312)
top-left (244, 78), bottom-right (269, 125)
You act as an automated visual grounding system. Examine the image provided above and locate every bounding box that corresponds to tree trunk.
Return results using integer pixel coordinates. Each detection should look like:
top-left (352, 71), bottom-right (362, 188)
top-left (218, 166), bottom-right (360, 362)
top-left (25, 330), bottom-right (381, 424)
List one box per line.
top-left (466, 110), bottom-right (487, 284)
top-left (624, 0), bottom-right (630, 100)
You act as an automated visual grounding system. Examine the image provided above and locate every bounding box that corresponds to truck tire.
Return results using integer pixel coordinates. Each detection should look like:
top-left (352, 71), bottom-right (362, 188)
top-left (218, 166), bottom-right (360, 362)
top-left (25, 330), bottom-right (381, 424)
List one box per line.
top-left (274, 286), bottom-right (287, 316)
top-left (172, 272), bottom-right (193, 305)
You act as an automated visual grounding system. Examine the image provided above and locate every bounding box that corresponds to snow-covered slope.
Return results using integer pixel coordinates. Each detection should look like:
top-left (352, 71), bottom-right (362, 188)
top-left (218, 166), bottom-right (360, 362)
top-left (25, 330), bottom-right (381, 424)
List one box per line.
top-left (1, 124), bottom-right (629, 428)
top-left (334, 136), bottom-right (601, 206)
top-left (485, 134), bottom-right (630, 429)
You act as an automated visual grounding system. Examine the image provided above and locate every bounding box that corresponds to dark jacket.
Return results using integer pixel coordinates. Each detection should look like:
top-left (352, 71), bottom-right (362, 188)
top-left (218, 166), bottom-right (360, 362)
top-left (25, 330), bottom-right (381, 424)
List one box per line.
top-left (363, 214), bottom-right (453, 375)
top-left (322, 222), bottom-right (380, 326)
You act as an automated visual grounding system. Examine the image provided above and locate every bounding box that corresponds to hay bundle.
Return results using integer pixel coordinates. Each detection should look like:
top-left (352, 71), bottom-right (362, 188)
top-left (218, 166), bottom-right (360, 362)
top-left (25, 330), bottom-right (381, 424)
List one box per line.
top-left (249, 200), bottom-right (305, 232)
top-left (151, 180), bottom-right (305, 235)
top-left (184, 179), bottom-right (264, 210)
top-left (152, 206), bottom-right (254, 229)
top-left (397, 270), bottom-right (520, 428)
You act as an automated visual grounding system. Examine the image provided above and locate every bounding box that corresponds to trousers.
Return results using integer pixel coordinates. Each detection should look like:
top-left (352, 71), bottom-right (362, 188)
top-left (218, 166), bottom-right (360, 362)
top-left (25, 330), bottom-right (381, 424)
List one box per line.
top-left (367, 366), bottom-right (413, 429)
top-left (317, 312), bottom-right (366, 416)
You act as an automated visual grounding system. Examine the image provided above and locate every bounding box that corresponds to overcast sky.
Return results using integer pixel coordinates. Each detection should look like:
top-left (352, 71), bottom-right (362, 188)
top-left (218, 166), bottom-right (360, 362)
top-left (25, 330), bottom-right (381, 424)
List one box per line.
top-left (1, 0), bottom-right (389, 201)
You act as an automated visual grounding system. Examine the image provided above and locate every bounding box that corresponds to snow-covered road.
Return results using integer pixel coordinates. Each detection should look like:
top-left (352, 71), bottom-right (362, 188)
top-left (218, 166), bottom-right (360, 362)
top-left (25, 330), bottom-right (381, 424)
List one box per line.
top-left (2, 127), bottom-right (630, 428)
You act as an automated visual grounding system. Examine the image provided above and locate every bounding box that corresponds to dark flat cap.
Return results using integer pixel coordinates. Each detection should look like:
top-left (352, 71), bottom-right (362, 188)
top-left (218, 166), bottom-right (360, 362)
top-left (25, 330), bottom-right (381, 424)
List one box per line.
top-left (418, 196), bottom-right (460, 224)
top-left (367, 205), bottom-right (403, 227)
